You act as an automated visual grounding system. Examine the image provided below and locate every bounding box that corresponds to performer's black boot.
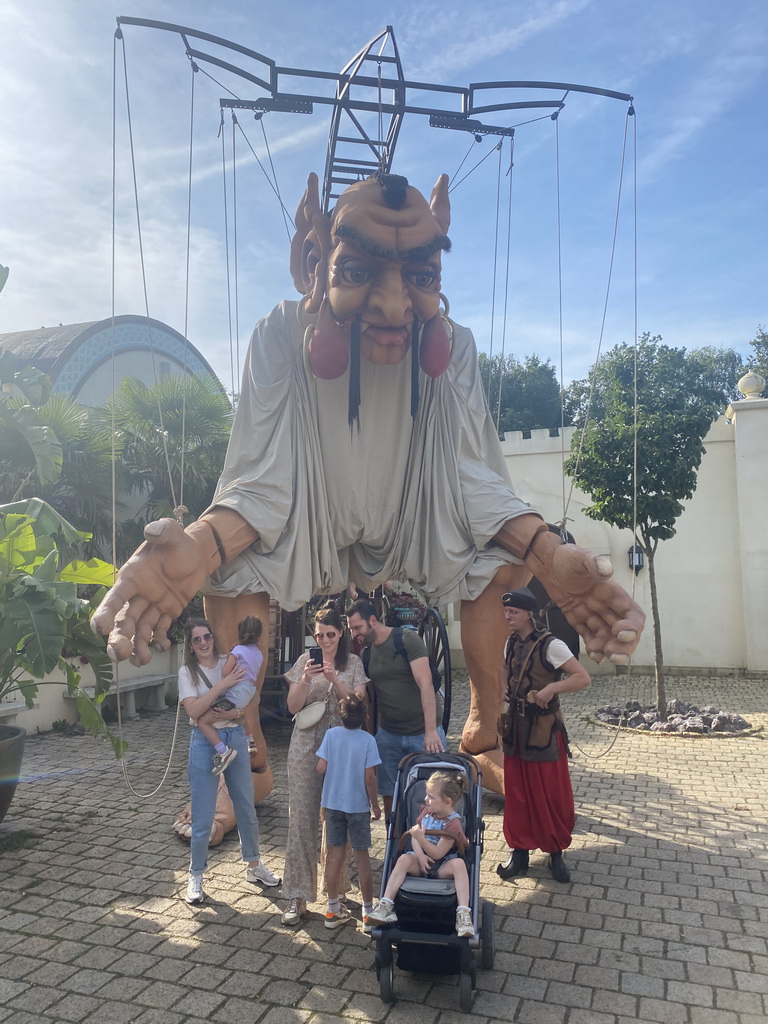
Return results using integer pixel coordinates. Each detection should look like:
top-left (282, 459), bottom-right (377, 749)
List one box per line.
top-left (497, 848), bottom-right (529, 879)
top-left (549, 851), bottom-right (570, 883)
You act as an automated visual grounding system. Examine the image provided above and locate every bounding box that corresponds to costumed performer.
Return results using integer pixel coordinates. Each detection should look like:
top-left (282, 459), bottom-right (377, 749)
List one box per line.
top-left (496, 588), bottom-right (592, 883)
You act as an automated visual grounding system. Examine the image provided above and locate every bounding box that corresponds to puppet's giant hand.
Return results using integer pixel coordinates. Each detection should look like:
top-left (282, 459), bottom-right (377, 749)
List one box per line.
top-left (91, 519), bottom-right (219, 666)
top-left (525, 530), bottom-right (644, 664)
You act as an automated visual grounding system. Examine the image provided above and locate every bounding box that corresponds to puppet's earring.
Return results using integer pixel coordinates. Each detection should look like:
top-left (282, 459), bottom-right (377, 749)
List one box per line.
top-left (419, 294), bottom-right (453, 377)
top-left (306, 299), bottom-right (349, 379)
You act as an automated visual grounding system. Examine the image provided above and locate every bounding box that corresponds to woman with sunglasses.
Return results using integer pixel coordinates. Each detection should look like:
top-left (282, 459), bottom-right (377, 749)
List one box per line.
top-left (280, 603), bottom-right (368, 926)
top-left (179, 617), bottom-right (281, 905)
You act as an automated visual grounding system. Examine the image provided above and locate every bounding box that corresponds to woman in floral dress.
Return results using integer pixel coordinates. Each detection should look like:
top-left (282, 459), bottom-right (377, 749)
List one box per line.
top-left (281, 604), bottom-right (368, 925)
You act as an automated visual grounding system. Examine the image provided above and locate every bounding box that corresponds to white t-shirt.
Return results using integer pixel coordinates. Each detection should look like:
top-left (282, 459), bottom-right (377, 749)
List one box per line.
top-left (545, 638), bottom-right (576, 670)
top-left (178, 657), bottom-right (229, 728)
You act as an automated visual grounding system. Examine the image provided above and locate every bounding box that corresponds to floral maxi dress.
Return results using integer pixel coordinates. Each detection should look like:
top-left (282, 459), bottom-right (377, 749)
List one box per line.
top-left (282, 652), bottom-right (368, 902)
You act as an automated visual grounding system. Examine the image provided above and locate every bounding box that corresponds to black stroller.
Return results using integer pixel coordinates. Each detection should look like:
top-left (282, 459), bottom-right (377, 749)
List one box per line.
top-left (372, 752), bottom-right (495, 1011)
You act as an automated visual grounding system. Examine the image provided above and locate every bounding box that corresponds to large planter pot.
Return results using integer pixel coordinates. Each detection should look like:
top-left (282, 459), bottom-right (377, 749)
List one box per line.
top-left (0, 725), bottom-right (26, 825)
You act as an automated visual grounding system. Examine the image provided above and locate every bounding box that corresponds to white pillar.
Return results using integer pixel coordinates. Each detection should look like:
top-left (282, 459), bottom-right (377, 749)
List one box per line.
top-left (727, 392), bottom-right (768, 671)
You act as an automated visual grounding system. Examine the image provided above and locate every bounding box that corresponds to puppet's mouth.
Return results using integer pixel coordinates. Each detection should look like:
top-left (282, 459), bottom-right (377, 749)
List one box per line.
top-left (362, 323), bottom-right (410, 347)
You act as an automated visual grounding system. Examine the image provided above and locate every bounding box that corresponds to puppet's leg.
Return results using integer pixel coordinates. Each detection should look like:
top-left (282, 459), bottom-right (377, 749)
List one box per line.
top-left (459, 564), bottom-right (530, 795)
top-left (204, 591), bottom-right (274, 803)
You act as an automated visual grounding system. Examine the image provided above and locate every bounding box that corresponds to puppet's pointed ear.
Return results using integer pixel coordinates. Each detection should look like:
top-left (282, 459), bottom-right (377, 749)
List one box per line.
top-left (429, 174), bottom-right (451, 234)
top-left (290, 173), bottom-right (331, 312)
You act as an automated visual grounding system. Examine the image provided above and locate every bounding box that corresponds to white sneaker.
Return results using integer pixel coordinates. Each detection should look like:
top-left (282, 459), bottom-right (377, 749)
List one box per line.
top-left (246, 861), bottom-right (281, 887)
top-left (281, 898), bottom-right (306, 926)
top-left (362, 914), bottom-right (374, 935)
top-left (212, 746), bottom-right (237, 775)
top-left (456, 906), bottom-right (475, 937)
top-left (184, 873), bottom-right (205, 905)
top-left (367, 899), bottom-right (398, 924)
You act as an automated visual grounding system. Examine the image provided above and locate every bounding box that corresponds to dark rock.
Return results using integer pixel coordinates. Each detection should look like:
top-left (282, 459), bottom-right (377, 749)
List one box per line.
top-left (597, 712), bottom-right (620, 725)
top-left (650, 721), bottom-right (673, 732)
top-left (627, 711), bottom-right (645, 728)
top-left (624, 700), bottom-right (643, 712)
top-left (681, 716), bottom-right (706, 733)
top-left (667, 699), bottom-right (691, 715)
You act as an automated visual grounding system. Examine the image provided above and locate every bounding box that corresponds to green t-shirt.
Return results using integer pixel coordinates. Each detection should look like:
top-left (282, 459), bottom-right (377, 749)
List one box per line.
top-left (368, 628), bottom-right (440, 735)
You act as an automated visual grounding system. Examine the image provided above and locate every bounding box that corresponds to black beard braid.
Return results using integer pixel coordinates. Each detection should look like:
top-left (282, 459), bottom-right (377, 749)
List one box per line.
top-left (411, 320), bottom-right (421, 418)
top-left (348, 314), bottom-right (361, 429)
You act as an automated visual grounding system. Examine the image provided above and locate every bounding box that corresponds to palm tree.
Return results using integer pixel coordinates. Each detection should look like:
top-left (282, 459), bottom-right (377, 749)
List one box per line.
top-left (0, 351), bottom-right (62, 498)
top-left (98, 374), bottom-right (232, 557)
top-left (0, 390), bottom-right (121, 552)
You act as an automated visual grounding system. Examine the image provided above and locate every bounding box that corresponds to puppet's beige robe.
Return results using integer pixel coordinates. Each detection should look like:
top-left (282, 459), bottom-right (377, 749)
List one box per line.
top-left (206, 300), bottom-right (532, 609)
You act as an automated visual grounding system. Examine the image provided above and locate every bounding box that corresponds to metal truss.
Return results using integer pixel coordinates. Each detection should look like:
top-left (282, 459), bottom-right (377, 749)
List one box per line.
top-left (117, 18), bottom-right (632, 212)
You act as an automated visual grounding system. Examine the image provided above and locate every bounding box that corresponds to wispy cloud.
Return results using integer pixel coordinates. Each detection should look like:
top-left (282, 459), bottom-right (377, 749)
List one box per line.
top-left (400, 0), bottom-right (594, 81)
top-left (637, 23), bottom-right (767, 180)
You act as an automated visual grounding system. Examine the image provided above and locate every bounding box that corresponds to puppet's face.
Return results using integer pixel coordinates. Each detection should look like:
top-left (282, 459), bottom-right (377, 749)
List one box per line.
top-left (326, 180), bottom-right (448, 365)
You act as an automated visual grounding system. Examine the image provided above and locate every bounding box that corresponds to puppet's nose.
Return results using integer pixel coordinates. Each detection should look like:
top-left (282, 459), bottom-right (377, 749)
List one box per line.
top-left (369, 269), bottom-right (412, 324)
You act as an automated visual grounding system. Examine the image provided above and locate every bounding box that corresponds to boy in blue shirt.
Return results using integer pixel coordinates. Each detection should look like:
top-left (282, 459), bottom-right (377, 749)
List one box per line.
top-left (316, 693), bottom-right (381, 932)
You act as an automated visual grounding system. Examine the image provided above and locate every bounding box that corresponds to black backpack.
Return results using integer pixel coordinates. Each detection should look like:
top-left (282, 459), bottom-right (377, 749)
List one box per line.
top-left (362, 626), bottom-right (443, 692)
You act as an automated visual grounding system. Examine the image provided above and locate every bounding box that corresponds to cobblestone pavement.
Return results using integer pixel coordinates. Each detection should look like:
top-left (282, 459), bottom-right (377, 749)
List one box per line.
top-left (1, 671), bottom-right (767, 1023)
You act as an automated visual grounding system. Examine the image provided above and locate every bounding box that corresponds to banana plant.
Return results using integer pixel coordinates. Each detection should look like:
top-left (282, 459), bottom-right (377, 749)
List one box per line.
top-left (0, 498), bottom-right (125, 756)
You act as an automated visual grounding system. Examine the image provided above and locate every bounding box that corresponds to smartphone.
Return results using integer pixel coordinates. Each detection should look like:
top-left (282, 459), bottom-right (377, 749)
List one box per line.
top-left (308, 646), bottom-right (323, 666)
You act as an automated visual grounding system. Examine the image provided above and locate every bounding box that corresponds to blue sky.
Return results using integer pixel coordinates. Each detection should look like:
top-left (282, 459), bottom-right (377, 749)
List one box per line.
top-left (1, 0), bottom-right (766, 399)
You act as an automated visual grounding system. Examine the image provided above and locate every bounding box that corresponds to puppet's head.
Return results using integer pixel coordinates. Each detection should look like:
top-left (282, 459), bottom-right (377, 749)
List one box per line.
top-left (290, 172), bottom-right (453, 403)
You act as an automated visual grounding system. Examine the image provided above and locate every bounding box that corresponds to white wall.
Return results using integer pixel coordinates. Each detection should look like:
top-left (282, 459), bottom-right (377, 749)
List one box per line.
top-left (489, 400), bottom-right (767, 674)
top-left (1, 648), bottom-right (180, 734)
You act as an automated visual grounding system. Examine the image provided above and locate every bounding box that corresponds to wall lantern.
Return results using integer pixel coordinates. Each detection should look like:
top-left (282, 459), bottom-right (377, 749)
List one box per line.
top-left (627, 543), bottom-right (644, 575)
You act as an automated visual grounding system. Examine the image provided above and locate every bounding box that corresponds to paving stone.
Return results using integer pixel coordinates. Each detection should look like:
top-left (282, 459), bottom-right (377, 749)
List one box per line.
top-left (667, 980), bottom-right (714, 1007)
top-left (2, 676), bottom-right (767, 1024)
top-left (515, 1000), bottom-right (567, 1023)
top-left (568, 1010), bottom-right (616, 1024)
top-left (620, 972), bottom-right (666, 998)
top-left (638, 996), bottom-right (692, 1022)
top-left (49, 992), bottom-right (102, 1022)
top-left (543, 980), bottom-right (592, 1008)
top-left (714, 987), bottom-right (765, 1014)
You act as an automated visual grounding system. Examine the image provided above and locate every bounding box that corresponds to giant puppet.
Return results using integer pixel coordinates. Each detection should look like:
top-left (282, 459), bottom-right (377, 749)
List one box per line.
top-left (93, 171), bottom-right (643, 794)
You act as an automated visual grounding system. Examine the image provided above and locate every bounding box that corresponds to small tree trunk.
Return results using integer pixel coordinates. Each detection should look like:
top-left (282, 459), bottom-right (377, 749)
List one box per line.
top-left (645, 543), bottom-right (667, 720)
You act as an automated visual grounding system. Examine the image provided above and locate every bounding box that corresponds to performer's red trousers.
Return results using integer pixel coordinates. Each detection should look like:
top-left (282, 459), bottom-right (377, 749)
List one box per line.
top-left (502, 733), bottom-right (574, 853)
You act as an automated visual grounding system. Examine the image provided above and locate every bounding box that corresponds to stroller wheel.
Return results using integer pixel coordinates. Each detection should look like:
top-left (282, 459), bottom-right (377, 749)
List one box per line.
top-left (459, 969), bottom-right (474, 1012)
top-left (378, 960), bottom-right (395, 1004)
top-left (480, 901), bottom-right (495, 970)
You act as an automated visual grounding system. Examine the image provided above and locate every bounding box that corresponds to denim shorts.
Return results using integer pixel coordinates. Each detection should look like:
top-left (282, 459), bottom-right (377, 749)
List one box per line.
top-left (325, 808), bottom-right (372, 850)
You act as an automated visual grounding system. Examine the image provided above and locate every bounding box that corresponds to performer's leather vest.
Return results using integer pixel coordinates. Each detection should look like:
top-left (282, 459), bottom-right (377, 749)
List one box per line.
top-left (500, 630), bottom-right (569, 763)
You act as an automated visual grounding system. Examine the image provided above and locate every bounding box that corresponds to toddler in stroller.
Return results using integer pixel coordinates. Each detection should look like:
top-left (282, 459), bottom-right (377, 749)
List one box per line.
top-left (368, 768), bottom-right (474, 936)
top-left (371, 753), bottom-right (494, 1011)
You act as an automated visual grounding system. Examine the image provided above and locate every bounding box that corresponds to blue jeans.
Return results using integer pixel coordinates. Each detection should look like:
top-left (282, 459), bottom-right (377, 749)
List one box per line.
top-left (188, 725), bottom-right (260, 874)
top-left (375, 725), bottom-right (447, 796)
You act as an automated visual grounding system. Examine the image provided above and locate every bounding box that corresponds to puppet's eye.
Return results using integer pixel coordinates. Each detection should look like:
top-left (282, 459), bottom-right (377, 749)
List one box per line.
top-left (338, 260), bottom-right (371, 285)
top-left (407, 266), bottom-right (438, 289)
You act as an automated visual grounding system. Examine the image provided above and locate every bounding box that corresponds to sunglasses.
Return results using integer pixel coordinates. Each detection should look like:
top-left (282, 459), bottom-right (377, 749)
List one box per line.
top-left (191, 633), bottom-right (214, 645)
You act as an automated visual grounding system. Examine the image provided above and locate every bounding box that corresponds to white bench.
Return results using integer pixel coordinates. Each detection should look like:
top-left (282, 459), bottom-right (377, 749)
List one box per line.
top-left (70, 674), bottom-right (172, 719)
top-left (0, 700), bottom-right (33, 726)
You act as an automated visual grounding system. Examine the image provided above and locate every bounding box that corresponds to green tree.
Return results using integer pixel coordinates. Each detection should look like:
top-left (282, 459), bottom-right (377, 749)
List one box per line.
top-left (99, 374), bottom-right (232, 559)
top-left (748, 325), bottom-right (768, 381)
top-left (0, 351), bottom-right (62, 494)
top-left (563, 334), bottom-right (726, 717)
top-left (478, 352), bottom-right (566, 436)
top-left (0, 389), bottom-right (119, 552)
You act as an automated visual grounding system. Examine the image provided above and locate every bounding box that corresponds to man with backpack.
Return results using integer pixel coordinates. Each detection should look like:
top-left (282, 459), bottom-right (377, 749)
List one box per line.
top-left (347, 599), bottom-right (445, 816)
